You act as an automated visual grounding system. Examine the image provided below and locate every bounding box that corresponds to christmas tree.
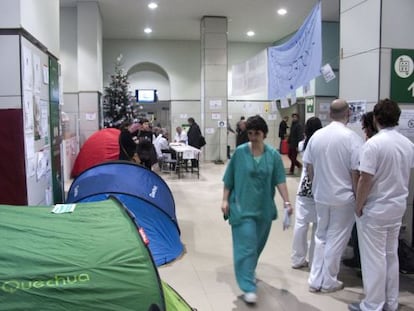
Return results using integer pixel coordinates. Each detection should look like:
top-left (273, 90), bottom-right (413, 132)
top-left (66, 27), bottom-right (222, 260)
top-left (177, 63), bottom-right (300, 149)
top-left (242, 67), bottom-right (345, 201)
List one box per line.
top-left (103, 55), bottom-right (138, 128)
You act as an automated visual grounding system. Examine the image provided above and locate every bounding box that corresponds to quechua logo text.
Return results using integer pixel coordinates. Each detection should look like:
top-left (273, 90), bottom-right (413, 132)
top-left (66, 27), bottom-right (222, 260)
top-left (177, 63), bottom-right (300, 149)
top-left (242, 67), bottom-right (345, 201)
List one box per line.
top-left (1, 273), bottom-right (91, 294)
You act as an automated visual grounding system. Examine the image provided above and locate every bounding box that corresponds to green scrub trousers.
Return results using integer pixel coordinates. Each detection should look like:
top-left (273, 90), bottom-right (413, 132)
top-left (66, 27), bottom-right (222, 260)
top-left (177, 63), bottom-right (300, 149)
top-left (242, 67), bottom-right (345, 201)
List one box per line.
top-left (231, 217), bottom-right (272, 293)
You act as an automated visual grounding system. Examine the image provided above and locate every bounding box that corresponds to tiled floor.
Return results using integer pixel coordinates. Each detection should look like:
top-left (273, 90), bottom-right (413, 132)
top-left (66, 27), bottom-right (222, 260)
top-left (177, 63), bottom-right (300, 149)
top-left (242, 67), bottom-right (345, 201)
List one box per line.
top-left (156, 157), bottom-right (414, 311)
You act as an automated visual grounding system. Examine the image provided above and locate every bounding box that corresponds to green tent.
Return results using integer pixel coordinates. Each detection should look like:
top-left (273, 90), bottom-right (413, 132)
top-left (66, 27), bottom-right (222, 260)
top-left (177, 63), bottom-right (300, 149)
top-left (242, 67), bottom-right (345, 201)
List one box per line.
top-left (0, 198), bottom-right (195, 311)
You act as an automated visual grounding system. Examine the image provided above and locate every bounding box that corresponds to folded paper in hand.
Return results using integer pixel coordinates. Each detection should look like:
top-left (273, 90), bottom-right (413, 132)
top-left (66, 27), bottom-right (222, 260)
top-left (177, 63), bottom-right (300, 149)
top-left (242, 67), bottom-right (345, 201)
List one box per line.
top-left (283, 208), bottom-right (291, 230)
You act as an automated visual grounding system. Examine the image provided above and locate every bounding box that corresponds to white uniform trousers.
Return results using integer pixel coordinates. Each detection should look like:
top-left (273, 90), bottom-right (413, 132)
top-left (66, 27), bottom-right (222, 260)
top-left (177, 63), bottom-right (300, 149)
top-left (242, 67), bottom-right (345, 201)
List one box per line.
top-left (356, 215), bottom-right (401, 311)
top-left (291, 195), bottom-right (317, 267)
top-left (308, 202), bottom-right (355, 290)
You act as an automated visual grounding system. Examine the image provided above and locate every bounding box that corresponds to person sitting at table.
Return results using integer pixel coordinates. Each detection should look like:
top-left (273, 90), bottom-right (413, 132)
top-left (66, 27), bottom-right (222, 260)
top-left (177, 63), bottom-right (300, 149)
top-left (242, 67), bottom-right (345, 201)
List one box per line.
top-left (174, 126), bottom-right (188, 144)
top-left (153, 128), bottom-right (170, 159)
top-left (136, 118), bottom-right (158, 169)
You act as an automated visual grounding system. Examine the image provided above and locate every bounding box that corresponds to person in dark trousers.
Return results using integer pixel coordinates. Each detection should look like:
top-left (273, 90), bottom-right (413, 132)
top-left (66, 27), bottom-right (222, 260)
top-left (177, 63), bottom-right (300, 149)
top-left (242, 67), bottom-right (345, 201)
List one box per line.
top-left (278, 116), bottom-right (289, 151)
top-left (119, 120), bottom-right (140, 161)
top-left (236, 119), bottom-right (249, 146)
top-left (343, 111), bottom-right (378, 270)
top-left (187, 117), bottom-right (202, 168)
top-left (287, 113), bottom-right (303, 175)
top-left (236, 116), bottom-right (245, 135)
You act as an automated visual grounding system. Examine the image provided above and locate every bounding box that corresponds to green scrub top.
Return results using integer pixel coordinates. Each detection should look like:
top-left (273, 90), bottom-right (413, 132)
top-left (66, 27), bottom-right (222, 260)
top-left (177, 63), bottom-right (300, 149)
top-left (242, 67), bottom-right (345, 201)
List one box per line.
top-left (223, 143), bottom-right (286, 225)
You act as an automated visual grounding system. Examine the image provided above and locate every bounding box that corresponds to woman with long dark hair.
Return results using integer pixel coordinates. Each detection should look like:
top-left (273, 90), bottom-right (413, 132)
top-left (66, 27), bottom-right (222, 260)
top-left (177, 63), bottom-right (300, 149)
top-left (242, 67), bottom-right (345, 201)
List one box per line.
top-left (291, 117), bottom-right (322, 269)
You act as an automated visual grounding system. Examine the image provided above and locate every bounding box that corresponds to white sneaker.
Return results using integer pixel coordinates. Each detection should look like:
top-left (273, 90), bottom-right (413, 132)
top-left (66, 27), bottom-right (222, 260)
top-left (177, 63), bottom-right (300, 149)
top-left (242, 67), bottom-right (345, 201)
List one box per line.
top-left (243, 292), bottom-right (257, 304)
top-left (321, 281), bottom-right (344, 293)
top-left (292, 261), bottom-right (309, 269)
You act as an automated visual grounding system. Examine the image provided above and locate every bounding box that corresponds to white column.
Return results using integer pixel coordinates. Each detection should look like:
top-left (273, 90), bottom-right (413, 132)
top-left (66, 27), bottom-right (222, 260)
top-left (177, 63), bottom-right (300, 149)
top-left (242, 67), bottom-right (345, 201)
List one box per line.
top-left (201, 16), bottom-right (228, 162)
top-left (77, 1), bottom-right (103, 144)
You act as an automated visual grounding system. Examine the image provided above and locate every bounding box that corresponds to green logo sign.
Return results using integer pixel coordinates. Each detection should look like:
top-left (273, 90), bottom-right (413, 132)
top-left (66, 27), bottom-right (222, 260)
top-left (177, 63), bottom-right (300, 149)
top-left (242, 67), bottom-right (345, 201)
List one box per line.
top-left (390, 49), bottom-right (414, 103)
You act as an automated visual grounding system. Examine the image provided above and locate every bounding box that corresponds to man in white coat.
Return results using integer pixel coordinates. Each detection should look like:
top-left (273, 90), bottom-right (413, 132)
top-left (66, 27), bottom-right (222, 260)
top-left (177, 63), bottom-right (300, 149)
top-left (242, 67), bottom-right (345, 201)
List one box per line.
top-left (303, 99), bottom-right (363, 293)
top-left (348, 99), bottom-right (414, 311)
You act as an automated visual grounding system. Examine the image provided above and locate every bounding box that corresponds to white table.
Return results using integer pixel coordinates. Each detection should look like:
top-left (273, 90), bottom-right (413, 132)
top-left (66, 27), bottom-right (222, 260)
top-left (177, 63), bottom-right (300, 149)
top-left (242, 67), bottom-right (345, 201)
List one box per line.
top-left (169, 143), bottom-right (201, 178)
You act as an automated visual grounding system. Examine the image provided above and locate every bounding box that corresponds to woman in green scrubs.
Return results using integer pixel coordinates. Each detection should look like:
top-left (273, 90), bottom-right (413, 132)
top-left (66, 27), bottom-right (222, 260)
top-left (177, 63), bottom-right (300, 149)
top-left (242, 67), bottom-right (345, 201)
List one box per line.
top-left (221, 115), bottom-right (293, 304)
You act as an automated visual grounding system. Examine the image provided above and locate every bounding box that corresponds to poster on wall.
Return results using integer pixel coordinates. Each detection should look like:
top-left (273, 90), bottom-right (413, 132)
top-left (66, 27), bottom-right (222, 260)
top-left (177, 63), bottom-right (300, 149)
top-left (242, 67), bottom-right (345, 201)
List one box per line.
top-left (211, 113), bottom-right (221, 120)
top-left (33, 53), bottom-right (42, 95)
top-left (348, 100), bottom-right (366, 124)
top-left (209, 99), bottom-right (222, 110)
top-left (22, 46), bottom-right (33, 91)
top-left (318, 102), bottom-right (330, 126)
top-left (23, 91), bottom-right (34, 131)
top-left (25, 133), bottom-right (35, 163)
top-left (35, 148), bottom-right (51, 181)
top-left (398, 109), bottom-right (414, 139)
top-left (39, 99), bottom-right (49, 140)
top-left (280, 98), bottom-right (289, 108)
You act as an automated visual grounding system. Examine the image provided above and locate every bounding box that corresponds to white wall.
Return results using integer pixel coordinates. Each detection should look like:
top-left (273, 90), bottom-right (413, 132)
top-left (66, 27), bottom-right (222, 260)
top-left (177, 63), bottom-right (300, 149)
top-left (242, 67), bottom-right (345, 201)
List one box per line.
top-left (77, 2), bottom-right (103, 92)
top-left (21, 0), bottom-right (59, 57)
top-left (60, 7), bottom-right (78, 93)
top-left (381, 0), bottom-right (414, 49)
top-left (103, 39), bottom-right (270, 101)
top-left (339, 0), bottom-right (381, 103)
top-left (0, 0), bottom-right (59, 57)
top-left (0, 35), bottom-right (21, 109)
top-left (103, 39), bottom-right (201, 100)
top-left (0, 1), bottom-right (20, 28)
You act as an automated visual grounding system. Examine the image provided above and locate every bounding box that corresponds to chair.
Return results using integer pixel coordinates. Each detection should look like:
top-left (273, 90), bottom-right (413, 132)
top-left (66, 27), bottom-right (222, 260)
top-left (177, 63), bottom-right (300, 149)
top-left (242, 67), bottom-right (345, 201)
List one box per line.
top-left (160, 150), bottom-right (177, 174)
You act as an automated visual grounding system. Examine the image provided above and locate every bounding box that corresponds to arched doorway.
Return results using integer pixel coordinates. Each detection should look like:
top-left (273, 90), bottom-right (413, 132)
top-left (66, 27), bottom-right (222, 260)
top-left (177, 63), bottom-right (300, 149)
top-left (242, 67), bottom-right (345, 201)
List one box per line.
top-left (127, 62), bottom-right (171, 130)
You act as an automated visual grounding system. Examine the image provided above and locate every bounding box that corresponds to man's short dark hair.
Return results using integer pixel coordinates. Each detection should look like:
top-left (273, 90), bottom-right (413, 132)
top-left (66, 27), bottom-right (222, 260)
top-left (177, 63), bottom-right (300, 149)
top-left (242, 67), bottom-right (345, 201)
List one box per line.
top-left (373, 98), bottom-right (400, 127)
top-left (246, 115), bottom-right (268, 137)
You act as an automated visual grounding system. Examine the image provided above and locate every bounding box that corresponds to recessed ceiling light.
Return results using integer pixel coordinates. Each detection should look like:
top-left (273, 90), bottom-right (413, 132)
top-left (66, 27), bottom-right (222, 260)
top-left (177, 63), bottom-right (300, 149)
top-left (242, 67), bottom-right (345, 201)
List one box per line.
top-left (277, 8), bottom-right (287, 15)
top-left (148, 2), bottom-right (158, 9)
top-left (246, 31), bottom-right (255, 37)
top-left (144, 28), bottom-right (152, 34)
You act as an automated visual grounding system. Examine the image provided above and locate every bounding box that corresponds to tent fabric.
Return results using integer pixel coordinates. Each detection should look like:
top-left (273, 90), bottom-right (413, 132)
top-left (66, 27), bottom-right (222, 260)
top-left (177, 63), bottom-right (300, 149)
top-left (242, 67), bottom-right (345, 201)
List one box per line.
top-left (79, 194), bottom-right (183, 266)
top-left (68, 161), bottom-right (177, 224)
top-left (66, 161), bottom-right (184, 266)
top-left (71, 128), bottom-right (120, 178)
top-left (0, 198), bottom-right (165, 310)
top-left (162, 281), bottom-right (195, 311)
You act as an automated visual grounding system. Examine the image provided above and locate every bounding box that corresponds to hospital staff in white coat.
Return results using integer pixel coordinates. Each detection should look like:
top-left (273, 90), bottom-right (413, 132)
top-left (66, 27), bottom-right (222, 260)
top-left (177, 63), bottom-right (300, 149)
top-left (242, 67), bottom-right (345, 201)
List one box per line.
top-left (348, 99), bottom-right (414, 311)
top-left (303, 99), bottom-right (363, 293)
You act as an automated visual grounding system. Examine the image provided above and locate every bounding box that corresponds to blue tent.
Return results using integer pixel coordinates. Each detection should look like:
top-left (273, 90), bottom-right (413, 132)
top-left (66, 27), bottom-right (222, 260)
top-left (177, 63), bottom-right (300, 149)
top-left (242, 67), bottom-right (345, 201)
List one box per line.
top-left (67, 161), bottom-right (184, 266)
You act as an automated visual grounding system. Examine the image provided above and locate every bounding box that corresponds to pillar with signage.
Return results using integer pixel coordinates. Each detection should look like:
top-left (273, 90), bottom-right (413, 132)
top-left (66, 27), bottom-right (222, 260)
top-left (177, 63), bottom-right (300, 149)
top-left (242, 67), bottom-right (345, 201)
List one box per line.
top-left (340, 1), bottom-right (414, 246)
top-left (49, 57), bottom-right (64, 203)
top-left (200, 16), bottom-right (228, 162)
top-left (390, 49), bottom-right (414, 104)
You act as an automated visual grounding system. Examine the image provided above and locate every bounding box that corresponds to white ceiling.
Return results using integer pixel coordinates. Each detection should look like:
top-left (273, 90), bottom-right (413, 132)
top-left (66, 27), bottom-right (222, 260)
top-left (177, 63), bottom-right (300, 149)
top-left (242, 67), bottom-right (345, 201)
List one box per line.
top-left (60, 0), bottom-right (339, 43)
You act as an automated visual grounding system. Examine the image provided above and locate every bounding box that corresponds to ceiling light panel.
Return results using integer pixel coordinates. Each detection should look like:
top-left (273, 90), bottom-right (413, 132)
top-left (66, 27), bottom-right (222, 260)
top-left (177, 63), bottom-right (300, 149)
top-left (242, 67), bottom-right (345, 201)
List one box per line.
top-left (148, 2), bottom-right (158, 10)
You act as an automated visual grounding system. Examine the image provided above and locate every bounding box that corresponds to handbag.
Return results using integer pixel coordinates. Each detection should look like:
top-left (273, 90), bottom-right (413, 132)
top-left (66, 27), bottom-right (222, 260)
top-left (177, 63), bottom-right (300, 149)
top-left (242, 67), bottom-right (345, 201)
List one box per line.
top-left (199, 135), bottom-right (206, 147)
top-left (297, 174), bottom-right (313, 198)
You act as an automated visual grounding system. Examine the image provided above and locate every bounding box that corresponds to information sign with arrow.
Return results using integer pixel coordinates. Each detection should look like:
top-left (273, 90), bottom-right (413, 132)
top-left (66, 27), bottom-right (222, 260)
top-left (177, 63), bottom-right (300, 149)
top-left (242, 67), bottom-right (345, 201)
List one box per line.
top-left (390, 49), bottom-right (414, 103)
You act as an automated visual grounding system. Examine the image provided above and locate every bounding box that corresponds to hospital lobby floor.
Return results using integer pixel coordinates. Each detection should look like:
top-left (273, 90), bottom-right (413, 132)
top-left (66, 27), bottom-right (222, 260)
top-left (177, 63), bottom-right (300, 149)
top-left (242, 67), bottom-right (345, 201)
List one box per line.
top-left (157, 157), bottom-right (414, 311)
